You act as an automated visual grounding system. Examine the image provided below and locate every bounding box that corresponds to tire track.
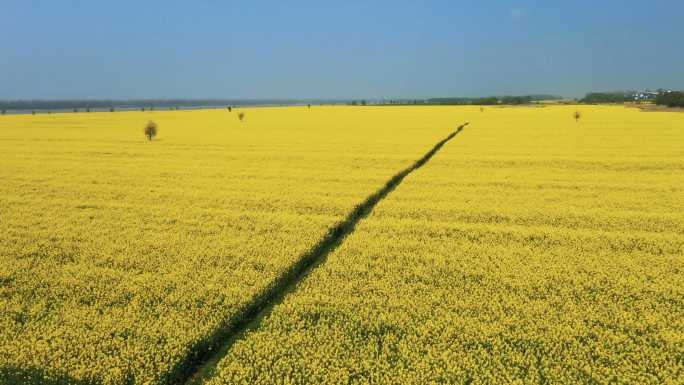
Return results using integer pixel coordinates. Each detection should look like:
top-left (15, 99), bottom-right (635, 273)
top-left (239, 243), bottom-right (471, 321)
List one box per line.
top-left (170, 122), bottom-right (470, 385)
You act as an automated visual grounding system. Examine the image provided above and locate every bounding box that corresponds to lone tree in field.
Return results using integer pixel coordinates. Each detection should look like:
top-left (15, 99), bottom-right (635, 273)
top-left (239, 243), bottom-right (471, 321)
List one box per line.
top-left (110, 107), bottom-right (115, 112)
top-left (238, 112), bottom-right (245, 122)
top-left (1, 109), bottom-right (6, 115)
top-left (574, 110), bottom-right (581, 122)
top-left (144, 121), bottom-right (158, 141)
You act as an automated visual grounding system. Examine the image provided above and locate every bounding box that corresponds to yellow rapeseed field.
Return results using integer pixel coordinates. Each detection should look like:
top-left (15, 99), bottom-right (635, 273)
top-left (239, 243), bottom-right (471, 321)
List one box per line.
top-left (0, 107), bottom-right (467, 384)
top-left (203, 106), bottom-right (684, 385)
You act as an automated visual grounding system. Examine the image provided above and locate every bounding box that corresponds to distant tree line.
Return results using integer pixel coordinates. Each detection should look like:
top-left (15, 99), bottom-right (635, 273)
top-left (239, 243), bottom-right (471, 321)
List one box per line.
top-left (580, 90), bottom-right (684, 106)
top-left (655, 92), bottom-right (684, 107)
top-left (344, 95), bottom-right (562, 106)
top-left (0, 99), bottom-right (352, 112)
top-left (426, 95), bottom-right (560, 105)
top-left (580, 92), bottom-right (633, 104)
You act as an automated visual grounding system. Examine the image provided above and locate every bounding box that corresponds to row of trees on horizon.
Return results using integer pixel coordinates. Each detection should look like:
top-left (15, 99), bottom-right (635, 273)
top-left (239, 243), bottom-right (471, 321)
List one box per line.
top-left (580, 89), bottom-right (684, 107)
top-left (1, 91), bottom-right (683, 114)
top-left (0, 99), bottom-right (349, 112)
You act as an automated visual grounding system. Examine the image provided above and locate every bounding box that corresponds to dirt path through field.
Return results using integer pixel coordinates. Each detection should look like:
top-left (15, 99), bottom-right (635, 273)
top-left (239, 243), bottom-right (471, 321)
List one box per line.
top-left (174, 123), bottom-right (470, 385)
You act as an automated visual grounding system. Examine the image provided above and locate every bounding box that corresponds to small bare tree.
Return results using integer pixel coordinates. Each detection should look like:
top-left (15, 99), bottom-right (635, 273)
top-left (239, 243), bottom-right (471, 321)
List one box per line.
top-left (238, 112), bottom-right (245, 122)
top-left (144, 121), bottom-right (158, 141)
top-left (574, 111), bottom-right (581, 122)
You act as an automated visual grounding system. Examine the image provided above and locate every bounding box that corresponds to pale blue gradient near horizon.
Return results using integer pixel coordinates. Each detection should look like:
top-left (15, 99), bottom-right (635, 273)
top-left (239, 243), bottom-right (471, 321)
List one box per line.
top-left (1, 0), bottom-right (683, 99)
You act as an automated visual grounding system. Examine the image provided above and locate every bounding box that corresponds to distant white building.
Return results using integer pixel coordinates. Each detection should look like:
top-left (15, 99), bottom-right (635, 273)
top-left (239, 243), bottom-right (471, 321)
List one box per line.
top-left (632, 91), bottom-right (659, 101)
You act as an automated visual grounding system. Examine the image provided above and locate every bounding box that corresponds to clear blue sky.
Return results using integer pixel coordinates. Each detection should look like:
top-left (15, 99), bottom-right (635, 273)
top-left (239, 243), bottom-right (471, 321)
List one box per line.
top-left (2, 0), bottom-right (683, 99)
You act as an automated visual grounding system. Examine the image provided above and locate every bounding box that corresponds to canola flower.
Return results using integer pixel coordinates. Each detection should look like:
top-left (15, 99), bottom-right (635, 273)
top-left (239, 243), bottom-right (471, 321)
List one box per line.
top-left (204, 105), bottom-right (684, 385)
top-left (0, 106), bottom-right (465, 384)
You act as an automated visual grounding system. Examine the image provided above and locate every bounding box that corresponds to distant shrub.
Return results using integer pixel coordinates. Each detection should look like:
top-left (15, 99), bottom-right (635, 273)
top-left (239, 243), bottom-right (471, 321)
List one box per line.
top-left (227, 106), bottom-right (232, 112)
top-left (238, 112), bottom-right (245, 122)
top-left (141, 107), bottom-right (145, 112)
top-left (1, 109), bottom-right (5, 115)
top-left (574, 111), bottom-right (581, 122)
top-left (580, 92), bottom-right (631, 104)
top-left (86, 108), bottom-right (90, 113)
top-left (479, 97), bottom-right (499, 105)
top-left (73, 108), bottom-right (78, 113)
top-left (144, 121), bottom-right (158, 141)
top-left (500, 96), bottom-right (533, 105)
top-left (32, 110), bottom-right (36, 115)
top-left (110, 107), bottom-right (115, 112)
top-left (655, 92), bottom-right (684, 107)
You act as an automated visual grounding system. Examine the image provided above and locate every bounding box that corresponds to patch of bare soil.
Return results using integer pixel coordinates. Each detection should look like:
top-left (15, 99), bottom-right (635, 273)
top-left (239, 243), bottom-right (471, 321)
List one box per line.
top-left (626, 103), bottom-right (684, 113)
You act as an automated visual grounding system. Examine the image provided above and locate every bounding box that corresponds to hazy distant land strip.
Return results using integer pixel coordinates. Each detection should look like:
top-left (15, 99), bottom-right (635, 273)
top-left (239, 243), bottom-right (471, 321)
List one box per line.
top-left (0, 95), bottom-right (563, 114)
top-left (2, 92), bottom-right (683, 115)
top-left (0, 99), bottom-right (350, 114)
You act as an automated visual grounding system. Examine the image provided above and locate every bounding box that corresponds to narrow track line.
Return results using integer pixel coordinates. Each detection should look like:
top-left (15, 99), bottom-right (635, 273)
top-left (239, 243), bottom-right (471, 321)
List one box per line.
top-left (169, 122), bottom-right (470, 385)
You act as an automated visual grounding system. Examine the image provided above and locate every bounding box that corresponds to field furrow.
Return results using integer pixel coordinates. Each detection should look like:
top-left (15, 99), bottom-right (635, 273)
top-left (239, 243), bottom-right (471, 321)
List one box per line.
top-left (183, 123), bottom-right (469, 385)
